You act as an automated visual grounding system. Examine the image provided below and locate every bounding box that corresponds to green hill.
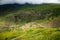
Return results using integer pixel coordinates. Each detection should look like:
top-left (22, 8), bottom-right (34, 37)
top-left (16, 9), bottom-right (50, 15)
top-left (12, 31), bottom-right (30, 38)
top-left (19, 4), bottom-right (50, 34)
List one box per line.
top-left (0, 3), bottom-right (60, 40)
top-left (0, 3), bottom-right (60, 27)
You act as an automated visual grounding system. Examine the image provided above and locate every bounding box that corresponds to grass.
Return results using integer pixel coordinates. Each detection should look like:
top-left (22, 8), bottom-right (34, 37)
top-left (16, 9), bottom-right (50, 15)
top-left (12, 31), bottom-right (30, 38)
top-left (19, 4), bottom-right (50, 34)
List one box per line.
top-left (0, 28), bottom-right (60, 40)
top-left (16, 28), bottom-right (60, 40)
top-left (0, 17), bottom-right (60, 40)
top-left (0, 31), bottom-right (14, 40)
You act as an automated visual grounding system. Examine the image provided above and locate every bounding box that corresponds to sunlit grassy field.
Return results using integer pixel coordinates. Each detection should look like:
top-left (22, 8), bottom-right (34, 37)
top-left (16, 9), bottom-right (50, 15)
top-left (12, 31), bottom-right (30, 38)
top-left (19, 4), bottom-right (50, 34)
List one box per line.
top-left (0, 28), bottom-right (60, 40)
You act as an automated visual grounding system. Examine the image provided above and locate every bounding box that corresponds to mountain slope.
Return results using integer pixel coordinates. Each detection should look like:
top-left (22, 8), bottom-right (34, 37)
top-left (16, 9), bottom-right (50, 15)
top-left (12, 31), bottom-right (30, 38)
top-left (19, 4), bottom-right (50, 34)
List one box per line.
top-left (0, 3), bottom-right (60, 30)
top-left (0, 3), bottom-right (60, 40)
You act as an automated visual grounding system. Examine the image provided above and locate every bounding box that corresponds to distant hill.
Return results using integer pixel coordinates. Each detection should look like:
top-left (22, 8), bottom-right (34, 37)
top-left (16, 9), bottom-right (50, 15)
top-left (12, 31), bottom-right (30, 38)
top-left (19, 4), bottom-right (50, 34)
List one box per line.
top-left (0, 3), bottom-right (60, 29)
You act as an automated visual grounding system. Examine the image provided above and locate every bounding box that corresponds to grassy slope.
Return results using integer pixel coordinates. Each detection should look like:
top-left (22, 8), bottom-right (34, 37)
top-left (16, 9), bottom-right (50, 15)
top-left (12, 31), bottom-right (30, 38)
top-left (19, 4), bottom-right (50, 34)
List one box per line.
top-left (0, 28), bottom-right (60, 40)
top-left (0, 4), bottom-right (60, 40)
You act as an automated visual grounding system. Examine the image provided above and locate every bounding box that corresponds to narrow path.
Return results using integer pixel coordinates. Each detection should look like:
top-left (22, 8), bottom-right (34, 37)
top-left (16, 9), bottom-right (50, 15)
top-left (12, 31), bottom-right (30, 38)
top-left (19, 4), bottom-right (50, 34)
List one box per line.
top-left (11, 34), bottom-right (26, 40)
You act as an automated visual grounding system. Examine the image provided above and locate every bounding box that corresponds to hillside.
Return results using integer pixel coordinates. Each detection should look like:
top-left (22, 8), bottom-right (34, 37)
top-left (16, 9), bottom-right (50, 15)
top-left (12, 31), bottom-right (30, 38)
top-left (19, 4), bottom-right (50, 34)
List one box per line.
top-left (0, 3), bottom-right (60, 40)
top-left (0, 3), bottom-right (60, 27)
